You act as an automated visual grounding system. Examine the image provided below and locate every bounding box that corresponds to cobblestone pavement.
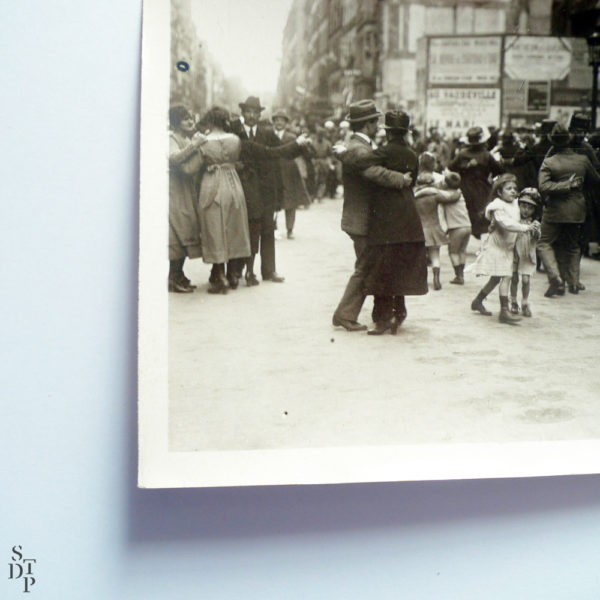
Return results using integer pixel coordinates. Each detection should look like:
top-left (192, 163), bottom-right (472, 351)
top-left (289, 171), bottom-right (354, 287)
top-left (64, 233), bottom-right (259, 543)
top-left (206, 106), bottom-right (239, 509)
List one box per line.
top-left (169, 198), bottom-right (600, 452)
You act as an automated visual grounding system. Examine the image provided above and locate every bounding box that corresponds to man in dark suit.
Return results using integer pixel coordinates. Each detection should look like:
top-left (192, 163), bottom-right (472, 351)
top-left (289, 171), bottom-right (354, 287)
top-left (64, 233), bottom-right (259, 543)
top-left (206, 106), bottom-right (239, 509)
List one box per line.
top-left (331, 100), bottom-right (410, 331)
top-left (231, 96), bottom-right (286, 285)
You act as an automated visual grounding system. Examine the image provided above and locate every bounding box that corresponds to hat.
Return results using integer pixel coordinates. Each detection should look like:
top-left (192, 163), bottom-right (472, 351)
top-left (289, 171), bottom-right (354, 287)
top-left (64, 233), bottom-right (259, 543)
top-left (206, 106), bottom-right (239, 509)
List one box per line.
top-left (339, 120), bottom-right (350, 129)
top-left (540, 119), bottom-right (557, 135)
top-left (239, 96), bottom-right (265, 112)
top-left (345, 100), bottom-right (381, 123)
top-left (518, 187), bottom-right (541, 206)
top-left (501, 129), bottom-right (516, 143)
top-left (465, 126), bottom-right (490, 146)
top-left (444, 171), bottom-right (461, 189)
top-left (569, 113), bottom-right (590, 133)
top-left (271, 108), bottom-right (289, 121)
top-left (383, 110), bottom-right (410, 131)
top-left (549, 123), bottom-right (571, 147)
top-left (324, 120), bottom-right (335, 129)
top-left (491, 173), bottom-right (517, 198)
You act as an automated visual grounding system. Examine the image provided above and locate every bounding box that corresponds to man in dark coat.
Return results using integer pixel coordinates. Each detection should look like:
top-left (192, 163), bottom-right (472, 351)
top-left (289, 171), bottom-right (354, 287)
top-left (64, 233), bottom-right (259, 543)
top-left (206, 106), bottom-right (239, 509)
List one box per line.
top-left (448, 126), bottom-right (504, 239)
top-left (272, 108), bottom-right (312, 239)
top-left (331, 100), bottom-right (412, 331)
top-left (513, 119), bottom-right (556, 179)
top-left (231, 96), bottom-right (287, 284)
top-left (538, 123), bottom-right (600, 296)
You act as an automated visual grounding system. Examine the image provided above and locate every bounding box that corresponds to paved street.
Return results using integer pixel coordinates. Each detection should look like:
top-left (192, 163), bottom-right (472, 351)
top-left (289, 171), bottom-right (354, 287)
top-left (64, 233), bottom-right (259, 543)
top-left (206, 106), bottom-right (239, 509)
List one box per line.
top-left (169, 198), bottom-right (600, 452)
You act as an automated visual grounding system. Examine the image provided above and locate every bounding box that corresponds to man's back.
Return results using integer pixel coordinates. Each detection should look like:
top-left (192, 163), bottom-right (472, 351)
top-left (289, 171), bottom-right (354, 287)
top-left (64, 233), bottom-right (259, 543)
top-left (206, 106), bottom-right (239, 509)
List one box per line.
top-left (341, 134), bottom-right (376, 236)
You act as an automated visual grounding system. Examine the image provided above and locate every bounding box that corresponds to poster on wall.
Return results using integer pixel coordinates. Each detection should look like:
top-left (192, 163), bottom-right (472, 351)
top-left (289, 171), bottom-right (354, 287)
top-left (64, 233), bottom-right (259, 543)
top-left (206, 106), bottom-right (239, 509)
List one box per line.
top-left (526, 81), bottom-right (550, 113)
top-left (428, 36), bottom-right (501, 85)
top-left (139, 0), bottom-right (600, 488)
top-left (504, 36), bottom-right (571, 81)
top-left (426, 88), bottom-right (500, 131)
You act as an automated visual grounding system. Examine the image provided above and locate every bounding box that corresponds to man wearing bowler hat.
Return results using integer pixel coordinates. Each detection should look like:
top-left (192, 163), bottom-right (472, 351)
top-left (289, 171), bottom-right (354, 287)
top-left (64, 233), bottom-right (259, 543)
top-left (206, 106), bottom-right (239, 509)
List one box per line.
top-left (331, 100), bottom-right (412, 331)
top-left (231, 96), bottom-right (286, 284)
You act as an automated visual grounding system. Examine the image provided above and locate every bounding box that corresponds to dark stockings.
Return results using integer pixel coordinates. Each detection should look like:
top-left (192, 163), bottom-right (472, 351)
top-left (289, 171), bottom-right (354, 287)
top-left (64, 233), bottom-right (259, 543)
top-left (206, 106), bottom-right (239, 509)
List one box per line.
top-left (478, 276), bottom-right (501, 299)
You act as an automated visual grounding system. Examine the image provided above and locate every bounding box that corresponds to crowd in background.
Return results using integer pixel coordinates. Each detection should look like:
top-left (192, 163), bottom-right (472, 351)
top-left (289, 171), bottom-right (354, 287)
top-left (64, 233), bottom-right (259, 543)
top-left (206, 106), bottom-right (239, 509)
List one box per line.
top-left (168, 95), bottom-right (600, 329)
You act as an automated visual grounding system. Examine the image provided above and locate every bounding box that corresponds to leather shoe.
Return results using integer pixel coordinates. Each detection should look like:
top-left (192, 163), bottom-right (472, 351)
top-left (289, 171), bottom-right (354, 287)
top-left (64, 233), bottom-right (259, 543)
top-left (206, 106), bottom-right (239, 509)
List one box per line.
top-left (367, 317), bottom-right (399, 336)
top-left (332, 315), bottom-right (367, 331)
top-left (264, 272), bottom-right (285, 282)
top-left (544, 278), bottom-right (565, 297)
top-left (245, 273), bottom-right (260, 287)
top-left (498, 308), bottom-right (521, 325)
top-left (168, 280), bottom-right (193, 293)
top-left (471, 298), bottom-right (492, 316)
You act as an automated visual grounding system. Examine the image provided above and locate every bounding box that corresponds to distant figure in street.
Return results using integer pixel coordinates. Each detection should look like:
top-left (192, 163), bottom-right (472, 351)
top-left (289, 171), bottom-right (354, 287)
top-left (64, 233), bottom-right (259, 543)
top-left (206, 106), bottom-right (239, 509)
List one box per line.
top-left (311, 127), bottom-right (333, 201)
top-left (471, 174), bottom-right (537, 324)
top-left (168, 104), bottom-right (205, 292)
top-left (448, 126), bottom-right (504, 239)
top-left (272, 108), bottom-right (312, 239)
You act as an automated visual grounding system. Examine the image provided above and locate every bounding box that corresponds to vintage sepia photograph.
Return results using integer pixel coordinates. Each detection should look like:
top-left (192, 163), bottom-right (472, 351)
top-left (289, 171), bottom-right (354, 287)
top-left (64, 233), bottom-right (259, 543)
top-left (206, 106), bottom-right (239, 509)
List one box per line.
top-left (139, 0), bottom-right (600, 488)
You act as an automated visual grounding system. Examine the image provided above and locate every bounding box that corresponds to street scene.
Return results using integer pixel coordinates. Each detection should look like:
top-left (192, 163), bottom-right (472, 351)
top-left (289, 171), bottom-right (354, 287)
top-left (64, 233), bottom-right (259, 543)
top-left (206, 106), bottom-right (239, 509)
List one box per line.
top-left (169, 197), bottom-right (600, 452)
top-left (163, 0), bottom-right (600, 455)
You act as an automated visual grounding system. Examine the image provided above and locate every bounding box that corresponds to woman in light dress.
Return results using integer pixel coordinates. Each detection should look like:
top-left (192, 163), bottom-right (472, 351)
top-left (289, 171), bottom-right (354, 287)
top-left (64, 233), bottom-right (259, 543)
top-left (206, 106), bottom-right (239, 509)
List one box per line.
top-left (197, 106), bottom-right (251, 294)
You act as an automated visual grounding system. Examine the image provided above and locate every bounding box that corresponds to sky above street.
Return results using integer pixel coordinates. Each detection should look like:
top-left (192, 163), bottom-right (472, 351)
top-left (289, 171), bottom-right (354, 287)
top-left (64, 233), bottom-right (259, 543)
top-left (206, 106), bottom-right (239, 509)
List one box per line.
top-left (190, 0), bottom-right (294, 94)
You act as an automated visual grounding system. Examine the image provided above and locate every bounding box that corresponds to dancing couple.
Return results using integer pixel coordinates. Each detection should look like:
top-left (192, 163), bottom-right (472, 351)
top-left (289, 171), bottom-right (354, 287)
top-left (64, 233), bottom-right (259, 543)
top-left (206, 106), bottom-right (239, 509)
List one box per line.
top-left (331, 101), bottom-right (428, 335)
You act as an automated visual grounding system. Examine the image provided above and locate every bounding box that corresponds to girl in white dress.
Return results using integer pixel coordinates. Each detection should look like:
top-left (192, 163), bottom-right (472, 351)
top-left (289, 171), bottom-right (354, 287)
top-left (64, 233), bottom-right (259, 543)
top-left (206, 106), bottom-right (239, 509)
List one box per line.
top-left (470, 174), bottom-right (537, 324)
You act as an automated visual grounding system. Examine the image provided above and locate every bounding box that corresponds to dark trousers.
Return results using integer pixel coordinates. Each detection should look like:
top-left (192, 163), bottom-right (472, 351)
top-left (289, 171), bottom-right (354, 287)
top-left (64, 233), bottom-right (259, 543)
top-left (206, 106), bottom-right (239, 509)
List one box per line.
top-left (333, 234), bottom-right (368, 322)
top-left (248, 212), bottom-right (276, 278)
top-left (538, 221), bottom-right (582, 286)
top-left (285, 209), bottom-right (296, 233)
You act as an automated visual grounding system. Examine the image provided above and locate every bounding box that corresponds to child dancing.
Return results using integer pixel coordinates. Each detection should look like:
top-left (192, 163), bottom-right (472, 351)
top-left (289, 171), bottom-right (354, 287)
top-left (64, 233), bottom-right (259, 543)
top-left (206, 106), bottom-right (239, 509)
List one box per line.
top-left (413, 153), bottom-right (450, 290)
top-left (470, 174), bottom-right (537, 324)
top-left (510, 188), bottom-right (541, 317)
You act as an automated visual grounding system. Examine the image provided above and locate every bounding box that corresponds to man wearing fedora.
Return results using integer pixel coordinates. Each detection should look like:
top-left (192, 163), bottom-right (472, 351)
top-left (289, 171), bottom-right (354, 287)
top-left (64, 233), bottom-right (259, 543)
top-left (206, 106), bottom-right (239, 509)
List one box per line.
top-left (231, 96), bottom-right (287, 284)
top-left (448, 126), bottom-right (504, 239)
top-left (272, 108), bottom-right (312, 239)
top-left (331, 100), bottom-right (413, 331)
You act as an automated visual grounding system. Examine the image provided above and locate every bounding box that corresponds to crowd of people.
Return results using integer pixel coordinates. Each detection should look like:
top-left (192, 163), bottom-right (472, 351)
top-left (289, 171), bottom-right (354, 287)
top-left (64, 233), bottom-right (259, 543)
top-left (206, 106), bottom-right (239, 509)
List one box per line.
top-left (168, 94), bottom-right (600, 333)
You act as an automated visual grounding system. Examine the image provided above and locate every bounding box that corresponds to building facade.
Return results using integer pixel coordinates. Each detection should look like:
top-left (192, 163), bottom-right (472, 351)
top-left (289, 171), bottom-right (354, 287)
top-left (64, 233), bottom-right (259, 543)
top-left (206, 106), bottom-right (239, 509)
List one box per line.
top-left (276, 0), bottom-right (556, 120)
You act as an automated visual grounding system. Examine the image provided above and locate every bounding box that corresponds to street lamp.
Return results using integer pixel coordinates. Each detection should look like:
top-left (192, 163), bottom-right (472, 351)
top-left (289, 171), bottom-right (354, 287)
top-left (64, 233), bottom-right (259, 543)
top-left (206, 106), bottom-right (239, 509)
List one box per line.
top-left (586, 28), bottom-right (600, 129)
